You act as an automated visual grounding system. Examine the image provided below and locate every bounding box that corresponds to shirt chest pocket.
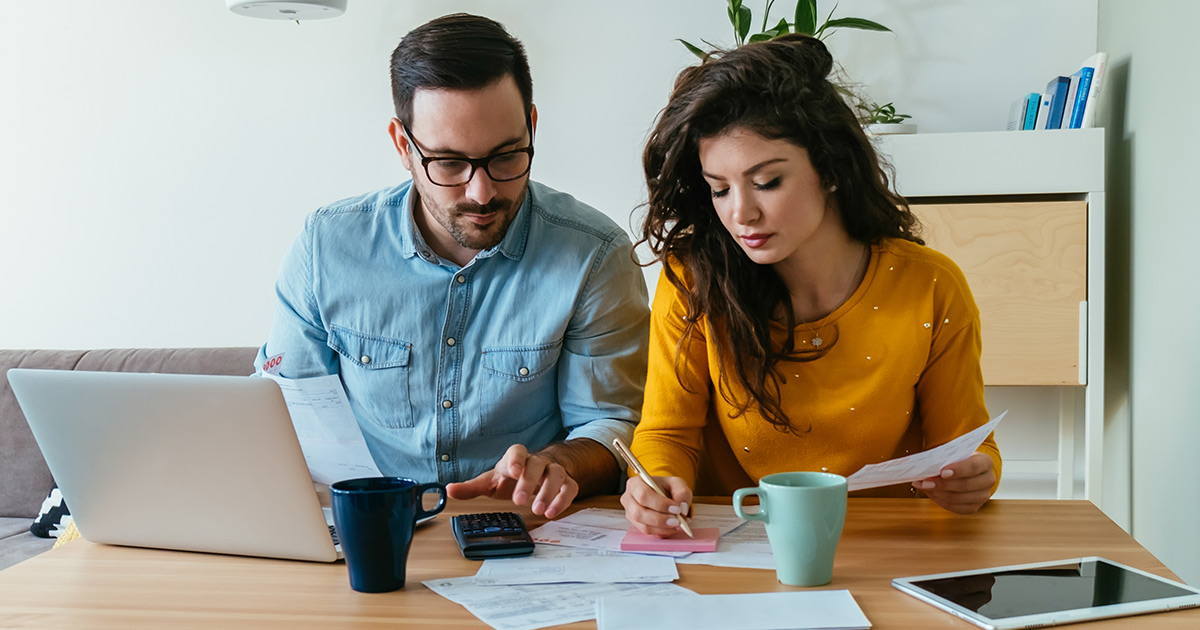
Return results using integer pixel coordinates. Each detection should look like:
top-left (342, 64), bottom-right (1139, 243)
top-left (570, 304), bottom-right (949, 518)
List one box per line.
top-left (327, 326), bottom-right (415, 429)
top-left (478, 342), bottom-right (560, 436)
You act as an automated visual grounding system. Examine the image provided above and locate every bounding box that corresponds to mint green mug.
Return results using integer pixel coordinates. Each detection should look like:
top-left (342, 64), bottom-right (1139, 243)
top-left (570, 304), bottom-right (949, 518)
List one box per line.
top-left (733, 471), bottom-right (848, 586)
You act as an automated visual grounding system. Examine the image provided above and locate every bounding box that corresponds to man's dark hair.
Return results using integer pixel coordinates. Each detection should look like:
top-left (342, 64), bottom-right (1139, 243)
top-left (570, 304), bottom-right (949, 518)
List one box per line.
top-left (390, 13), bottom-right (533, 125)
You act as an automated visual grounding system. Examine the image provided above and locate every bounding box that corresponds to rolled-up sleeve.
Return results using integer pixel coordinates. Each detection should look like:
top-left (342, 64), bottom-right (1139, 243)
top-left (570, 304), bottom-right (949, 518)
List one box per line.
top-left (254, 216), bottom-right (339, 378)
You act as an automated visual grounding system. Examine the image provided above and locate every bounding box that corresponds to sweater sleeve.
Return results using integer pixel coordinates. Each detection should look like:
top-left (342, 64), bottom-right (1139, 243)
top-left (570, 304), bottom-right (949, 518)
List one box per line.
top-left (630, 267), bottom-right (712, 488)
top-left (914, 259), bottom-right (1003, 492)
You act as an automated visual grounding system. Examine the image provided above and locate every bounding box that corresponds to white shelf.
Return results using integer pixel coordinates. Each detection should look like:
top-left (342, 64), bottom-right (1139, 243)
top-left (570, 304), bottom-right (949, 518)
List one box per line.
top-left (873, 129), bottom-right (1105, 197)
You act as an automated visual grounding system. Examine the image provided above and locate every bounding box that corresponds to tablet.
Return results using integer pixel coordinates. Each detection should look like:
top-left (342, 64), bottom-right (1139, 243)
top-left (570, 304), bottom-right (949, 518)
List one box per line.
top-left (893, 557), bottom-right (1200, 629)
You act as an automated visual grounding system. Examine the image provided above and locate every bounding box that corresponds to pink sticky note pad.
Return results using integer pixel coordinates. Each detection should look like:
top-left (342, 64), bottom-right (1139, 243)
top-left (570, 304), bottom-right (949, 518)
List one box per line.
top-left (620, 527), bottom-right (719, 552)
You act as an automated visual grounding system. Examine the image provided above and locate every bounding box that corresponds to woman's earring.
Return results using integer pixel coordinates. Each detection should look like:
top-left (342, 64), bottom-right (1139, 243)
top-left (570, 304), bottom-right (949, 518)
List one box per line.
top-left (828, 184), bottom-right (838, 192)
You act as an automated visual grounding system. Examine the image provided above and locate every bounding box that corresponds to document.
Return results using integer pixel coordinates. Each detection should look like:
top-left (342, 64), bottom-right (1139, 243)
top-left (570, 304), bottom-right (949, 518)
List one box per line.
top-left (846, 411), bottom-right (1006, 492)
top-left (423, 577), bottom-right (694, 630)
top-left (675, 520), bottom-right (775, 570)
top-left (474, 546), bottom-right (679, 584)
top-left (263, 373), bottom-right (381, 485)
top-left (595, 590), bottom-right (871, 630)
top-left (529, 506), bottom-right (744, 557)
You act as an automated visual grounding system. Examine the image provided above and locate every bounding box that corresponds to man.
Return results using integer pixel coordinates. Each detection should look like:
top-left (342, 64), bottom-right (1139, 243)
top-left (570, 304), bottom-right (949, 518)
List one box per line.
top-left (256, 13), bottom-right (649, 519)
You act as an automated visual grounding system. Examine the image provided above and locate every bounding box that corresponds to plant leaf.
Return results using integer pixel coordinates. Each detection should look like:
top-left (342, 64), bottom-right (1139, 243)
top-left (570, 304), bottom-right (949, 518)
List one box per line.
top-left (748, 32), bottom-right (774, 43)
top-left (762, 0), bottom-right (778, 31)
top-left (822, 17), bottom-right (892, 33)
top-left (678, 39), bottom-right (709, 59)
top-left (736, 6), bottom-right (753, 43)
top-left (794, 0), bottom-right (817, 35)
top-left (726, 0), bottom-right (744, 43)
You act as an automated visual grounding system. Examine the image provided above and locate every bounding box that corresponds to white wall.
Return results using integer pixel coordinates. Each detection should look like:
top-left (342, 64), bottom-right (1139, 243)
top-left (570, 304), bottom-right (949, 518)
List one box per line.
top-left (0, 0), bottom-right (1097, 349)
top-left (1098, 0), bottom-right (1200, 587)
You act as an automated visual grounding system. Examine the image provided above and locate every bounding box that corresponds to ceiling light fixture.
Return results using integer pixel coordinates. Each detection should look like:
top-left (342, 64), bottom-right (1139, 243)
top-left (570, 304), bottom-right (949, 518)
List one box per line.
top-left (226, 0), bottom-right (347, 20)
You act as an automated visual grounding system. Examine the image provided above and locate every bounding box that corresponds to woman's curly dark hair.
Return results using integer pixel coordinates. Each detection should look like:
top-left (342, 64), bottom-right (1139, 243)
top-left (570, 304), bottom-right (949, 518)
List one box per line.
top-left (639, 34), bottom-right (921, 433)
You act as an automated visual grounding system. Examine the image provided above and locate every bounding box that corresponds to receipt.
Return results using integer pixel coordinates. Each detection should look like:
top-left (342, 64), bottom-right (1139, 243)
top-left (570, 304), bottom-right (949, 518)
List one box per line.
top-left (846, 411), bottom-right (1006, 491)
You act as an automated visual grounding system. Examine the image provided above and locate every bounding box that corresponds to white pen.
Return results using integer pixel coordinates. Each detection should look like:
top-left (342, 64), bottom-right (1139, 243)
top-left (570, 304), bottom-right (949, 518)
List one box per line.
top-left (612, 437), bottom-right (694, 538)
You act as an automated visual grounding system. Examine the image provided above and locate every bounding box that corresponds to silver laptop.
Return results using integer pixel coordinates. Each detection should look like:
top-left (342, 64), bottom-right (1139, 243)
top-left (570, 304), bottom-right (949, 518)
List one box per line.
top-left (8, 368), bottom-right (343, 562)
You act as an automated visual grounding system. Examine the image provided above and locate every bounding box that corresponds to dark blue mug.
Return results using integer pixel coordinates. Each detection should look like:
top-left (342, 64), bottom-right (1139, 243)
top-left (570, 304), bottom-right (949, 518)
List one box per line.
top-left (330, 476), bottom-right (447, 593)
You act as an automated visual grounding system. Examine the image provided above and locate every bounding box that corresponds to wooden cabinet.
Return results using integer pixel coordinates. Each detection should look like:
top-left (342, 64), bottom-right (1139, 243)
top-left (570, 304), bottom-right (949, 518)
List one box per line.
top-left (874, 129), bottom-right (1118, 523)
top-left (911, 199), bottom-right (1087, 385)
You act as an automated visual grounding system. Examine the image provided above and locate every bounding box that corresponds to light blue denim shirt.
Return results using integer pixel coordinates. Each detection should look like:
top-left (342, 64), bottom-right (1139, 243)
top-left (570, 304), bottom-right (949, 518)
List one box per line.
top-left (256, 180), bottom-right (649, 486)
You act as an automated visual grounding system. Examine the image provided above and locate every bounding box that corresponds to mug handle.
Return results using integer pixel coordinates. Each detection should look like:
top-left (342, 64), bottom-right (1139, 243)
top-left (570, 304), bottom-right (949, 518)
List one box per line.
top-left (415, 482), bottom-right (447, 521)
top-left (733, 487), bottom-right (768, 523)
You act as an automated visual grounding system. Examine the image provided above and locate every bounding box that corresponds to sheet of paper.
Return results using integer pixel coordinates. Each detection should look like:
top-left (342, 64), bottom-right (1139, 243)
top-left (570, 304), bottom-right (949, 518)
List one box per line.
top-left (846, 411), bottom-right (1006, 492)
top-left (473, 547), bottom-right (678, 584)
top-left (595, 590), bottom-right (870, 630)
top-left (263, 373), bottom-right (381, 485)
top-left (675, 520), bottom-right (775, 570)
top-left (530, 520), bottom-right (659, 553)
top-left (529, 506), bottom-right (745, 557)
top-left (423, 577), bottom-right (695, 630)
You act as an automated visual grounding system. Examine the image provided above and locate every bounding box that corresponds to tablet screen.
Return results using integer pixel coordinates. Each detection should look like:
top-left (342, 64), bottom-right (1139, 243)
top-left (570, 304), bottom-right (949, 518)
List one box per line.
top-left (908, 558), bottom-right (1196, 619)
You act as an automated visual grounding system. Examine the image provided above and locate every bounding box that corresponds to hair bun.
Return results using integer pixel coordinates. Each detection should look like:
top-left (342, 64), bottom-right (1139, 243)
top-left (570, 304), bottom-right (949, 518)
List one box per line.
top-left (762, 33), bottom-right (833, 80)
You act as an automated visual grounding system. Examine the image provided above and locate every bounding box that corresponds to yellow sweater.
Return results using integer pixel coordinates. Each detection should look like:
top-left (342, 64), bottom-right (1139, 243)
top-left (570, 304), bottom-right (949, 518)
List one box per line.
top-left (632, 238), bottom-right (1002, 496)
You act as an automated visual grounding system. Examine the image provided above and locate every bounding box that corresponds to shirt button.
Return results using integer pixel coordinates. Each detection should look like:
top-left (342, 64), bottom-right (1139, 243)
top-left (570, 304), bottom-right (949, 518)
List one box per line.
top-left (456, 275), bottom-right (466, 284)
top-left (446, 338), bottom-right (456, 346)
top-left (440, 453), bottom-right (450, 462)
top-left (442, 400), bottom-right (453, 409)
top-left (518, 367), bottom-right (529, 376)
top-left (360, 355), bottom-right (371, 365)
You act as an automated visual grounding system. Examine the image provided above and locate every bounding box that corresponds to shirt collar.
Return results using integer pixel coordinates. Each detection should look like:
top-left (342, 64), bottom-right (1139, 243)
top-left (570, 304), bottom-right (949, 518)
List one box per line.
top-left (399, 182), bottom-right (533, 264)
top-left (492, 185), bottom-right (532, 261)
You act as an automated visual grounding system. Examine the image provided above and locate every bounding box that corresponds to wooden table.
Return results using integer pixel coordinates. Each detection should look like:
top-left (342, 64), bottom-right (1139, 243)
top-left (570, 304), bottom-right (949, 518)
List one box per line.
top-left (0, 497), bottom-right (1195, 629)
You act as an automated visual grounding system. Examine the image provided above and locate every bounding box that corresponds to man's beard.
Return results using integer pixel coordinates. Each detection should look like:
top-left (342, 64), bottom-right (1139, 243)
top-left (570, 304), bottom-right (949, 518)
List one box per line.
top-left (417, 180), bottom-right (525, 251)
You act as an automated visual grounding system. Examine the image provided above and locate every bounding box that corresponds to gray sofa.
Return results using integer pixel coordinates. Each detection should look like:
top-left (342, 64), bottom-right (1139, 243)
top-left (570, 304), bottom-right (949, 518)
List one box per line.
top-left (0, 347), bottom-right (258, 570)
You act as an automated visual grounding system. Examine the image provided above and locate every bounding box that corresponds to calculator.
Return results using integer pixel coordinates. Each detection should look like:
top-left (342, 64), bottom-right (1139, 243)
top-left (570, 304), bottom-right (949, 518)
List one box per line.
top-left (451, 512), bottom-right (536, 560)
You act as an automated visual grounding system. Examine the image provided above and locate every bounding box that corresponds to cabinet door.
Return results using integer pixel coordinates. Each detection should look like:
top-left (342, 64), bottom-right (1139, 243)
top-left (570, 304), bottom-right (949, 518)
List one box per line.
top-left (910, 200), bottom-right (1087, 385)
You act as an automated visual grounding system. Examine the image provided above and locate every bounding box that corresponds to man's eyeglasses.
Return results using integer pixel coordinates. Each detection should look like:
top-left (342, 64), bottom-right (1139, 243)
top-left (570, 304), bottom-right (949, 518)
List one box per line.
top-left (403, 122), bottom-right (534, 187)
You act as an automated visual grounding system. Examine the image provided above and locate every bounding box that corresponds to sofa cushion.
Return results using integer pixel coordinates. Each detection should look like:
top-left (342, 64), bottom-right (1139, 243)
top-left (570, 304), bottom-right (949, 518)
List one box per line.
top-left (73, 347), bottom-right (259, 376)
top-left (0, 517), bottom-right (32, 539)
top-left (0, 522), bottom-right (56, 571)
top-left (1, 347), bottom-right (258, 519)
top-left (0, 350), bottom-right (86, 519)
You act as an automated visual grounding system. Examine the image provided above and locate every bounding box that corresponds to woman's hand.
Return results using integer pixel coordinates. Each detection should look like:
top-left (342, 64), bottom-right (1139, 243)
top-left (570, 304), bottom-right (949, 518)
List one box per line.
top-left (620, 474), bottom-right (694, 536)
top-left (913, 451), bottom-right (996, 514)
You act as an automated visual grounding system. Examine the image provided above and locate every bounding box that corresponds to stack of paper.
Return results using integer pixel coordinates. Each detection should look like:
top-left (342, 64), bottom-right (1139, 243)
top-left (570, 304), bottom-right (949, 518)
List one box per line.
top-left (595, 590), bottom-right (871, 630)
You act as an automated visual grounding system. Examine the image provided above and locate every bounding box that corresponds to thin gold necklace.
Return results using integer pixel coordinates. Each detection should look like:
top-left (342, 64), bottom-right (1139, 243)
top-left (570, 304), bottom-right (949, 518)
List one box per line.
top-left (796, 244), bottom-right (869, 348)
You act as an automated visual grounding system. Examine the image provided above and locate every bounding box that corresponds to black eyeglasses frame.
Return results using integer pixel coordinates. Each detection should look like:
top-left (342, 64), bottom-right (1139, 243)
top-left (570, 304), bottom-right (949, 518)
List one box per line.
top-left (402, 119), bottom-right (535, 188)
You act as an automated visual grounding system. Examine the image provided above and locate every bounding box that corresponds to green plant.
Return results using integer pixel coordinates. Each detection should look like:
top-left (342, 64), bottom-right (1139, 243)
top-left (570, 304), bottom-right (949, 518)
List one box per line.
top-left (680, 0), bottom-right (890, 58)
top-left (867, 102), bottom-right (912, 124)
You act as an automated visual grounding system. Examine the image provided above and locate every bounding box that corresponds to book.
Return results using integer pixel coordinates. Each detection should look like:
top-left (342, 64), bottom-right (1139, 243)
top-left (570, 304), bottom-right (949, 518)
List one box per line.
top-left (1062, 73), bottom-right (1082, 129)
top-left (1007, 97), bottom-right (1028, 131)
top-left (1022, 92), bottom-right (1040, 130)
top-left (1067, 66), bottom-right (1095, 129)
top-left (1034, 93), bottom-right (1051, 130)
top-left (1078, 52), bottom-right (1108, 129)
top-left (1044, 76), bottom-right (1071, 129)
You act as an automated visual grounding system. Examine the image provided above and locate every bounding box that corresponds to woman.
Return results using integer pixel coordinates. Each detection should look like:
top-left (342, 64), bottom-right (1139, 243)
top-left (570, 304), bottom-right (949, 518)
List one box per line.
top-left (623, 34), bottom-right (1000, 537)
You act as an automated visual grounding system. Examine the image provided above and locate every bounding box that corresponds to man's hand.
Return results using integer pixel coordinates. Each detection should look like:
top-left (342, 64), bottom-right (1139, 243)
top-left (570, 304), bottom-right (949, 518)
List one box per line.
top-left (446, 444), bottom-right (580, 519)
top-left (913, 451), bottom-right (996, 514)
